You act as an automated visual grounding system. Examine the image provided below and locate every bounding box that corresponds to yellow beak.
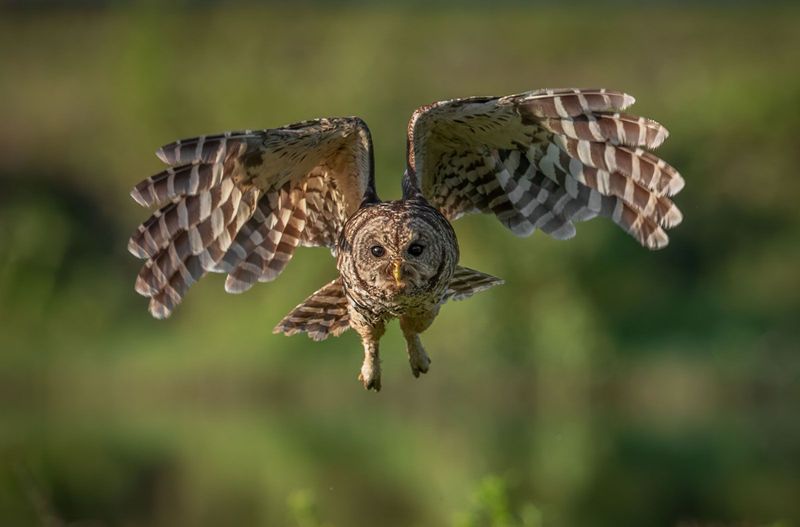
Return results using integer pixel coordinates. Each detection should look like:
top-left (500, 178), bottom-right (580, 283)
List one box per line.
top-left (392, 260), bottom-right (404, 287)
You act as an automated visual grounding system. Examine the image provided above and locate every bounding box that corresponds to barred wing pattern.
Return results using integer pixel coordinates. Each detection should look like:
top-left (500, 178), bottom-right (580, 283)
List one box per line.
top-left (444, 266), bottom-right (505, 302)
top-left (409, 89), bottom-right (684, 249)
top-left (273, 278), bottom-right (350, 341)
top-left (128, 118), bottom-right (374, 318)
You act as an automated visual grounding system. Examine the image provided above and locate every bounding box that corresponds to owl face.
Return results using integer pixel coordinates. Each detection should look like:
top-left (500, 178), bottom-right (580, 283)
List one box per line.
top-left (339, 202), bottom-right (458, 299)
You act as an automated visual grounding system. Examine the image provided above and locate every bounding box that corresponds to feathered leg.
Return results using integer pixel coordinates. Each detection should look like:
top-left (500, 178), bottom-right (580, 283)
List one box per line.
top-left (400, 309), bottom-right (438, 378)
top-left (349, 309), bottom-right (385, 391)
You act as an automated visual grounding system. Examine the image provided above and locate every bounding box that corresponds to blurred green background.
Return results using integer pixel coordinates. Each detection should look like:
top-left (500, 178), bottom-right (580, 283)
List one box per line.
top-left (1, 2), bottom-right (799, 526)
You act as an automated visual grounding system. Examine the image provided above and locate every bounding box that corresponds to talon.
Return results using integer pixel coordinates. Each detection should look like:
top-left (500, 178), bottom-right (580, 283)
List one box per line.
top-left (358, 372), bottom-right (382, 391)
top-left (358, 361), bottom-right (381, 391)
top-left (410, 354), bottom-right (430, 378)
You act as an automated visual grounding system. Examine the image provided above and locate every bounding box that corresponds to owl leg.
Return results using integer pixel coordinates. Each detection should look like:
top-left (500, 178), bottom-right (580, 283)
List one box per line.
top-left (351, 312), bottom-right (385, 391)
top-left (357, 332), bottom-right (383, 391)
top-left (400, 311), bottom-right (437, 378)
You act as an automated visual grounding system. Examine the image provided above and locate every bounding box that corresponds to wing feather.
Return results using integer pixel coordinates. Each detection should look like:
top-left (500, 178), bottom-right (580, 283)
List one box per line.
top-left (409, 88), bottom-right (683, 249)
top-left (129, 117), bottom-right (375, 318)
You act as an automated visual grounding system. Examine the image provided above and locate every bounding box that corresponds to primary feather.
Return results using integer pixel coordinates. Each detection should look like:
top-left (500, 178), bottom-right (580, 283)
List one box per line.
top-left (409, 88), bottom-right (683, 249)
top-left (128, 118), bottom-right (374, 318)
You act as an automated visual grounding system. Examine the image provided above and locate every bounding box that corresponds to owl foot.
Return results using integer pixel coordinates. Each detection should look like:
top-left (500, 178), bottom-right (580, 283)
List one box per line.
top-left (358, 360), bottom-right (382, 391)
top-left (408, 348), bottom-right (431, 378)
top-left (401, 328), bottom-right (432, 378)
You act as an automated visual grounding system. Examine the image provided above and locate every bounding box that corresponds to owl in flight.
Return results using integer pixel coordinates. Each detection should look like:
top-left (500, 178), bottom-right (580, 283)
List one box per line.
top-left (128, 88), bottom-right (683, 391)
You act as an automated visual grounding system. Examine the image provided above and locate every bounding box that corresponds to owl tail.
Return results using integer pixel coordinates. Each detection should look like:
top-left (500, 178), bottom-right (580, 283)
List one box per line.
top-left (273, 278), bottom-right (350, 341)
top-left (445, 266), bottom-right (504, 301)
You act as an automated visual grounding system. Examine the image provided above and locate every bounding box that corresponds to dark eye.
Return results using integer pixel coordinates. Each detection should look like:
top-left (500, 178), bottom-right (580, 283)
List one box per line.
top-left (407, 243), bottom-right (424, 257)
top-left (370, 245), bottom-right (385, 257)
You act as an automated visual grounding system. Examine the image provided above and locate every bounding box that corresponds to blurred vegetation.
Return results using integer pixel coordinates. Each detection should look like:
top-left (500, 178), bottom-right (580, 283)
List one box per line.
top-left (0, 2), bottom-right (799, 526)
top-left (454, 475), bottom-right (542, 527)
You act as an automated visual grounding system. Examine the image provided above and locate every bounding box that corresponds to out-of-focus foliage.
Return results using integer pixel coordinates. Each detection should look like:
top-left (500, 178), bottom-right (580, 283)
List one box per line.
top-left (0, 3), bottom-right (799, 526)
top-left (454, 475), bottom-right (542, 527)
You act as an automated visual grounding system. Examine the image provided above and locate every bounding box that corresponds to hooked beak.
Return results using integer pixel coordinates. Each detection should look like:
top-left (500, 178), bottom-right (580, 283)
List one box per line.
top-left (392, 260), bottom-right (405, 288)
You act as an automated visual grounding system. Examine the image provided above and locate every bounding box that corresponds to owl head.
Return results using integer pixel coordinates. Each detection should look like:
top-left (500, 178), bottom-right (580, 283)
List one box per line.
top-left (338, 201), bottom-right (458, 298)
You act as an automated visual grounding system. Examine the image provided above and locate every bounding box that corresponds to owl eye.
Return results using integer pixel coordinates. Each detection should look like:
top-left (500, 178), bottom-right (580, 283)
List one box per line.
top-left (407, 243), bottom-right (425, 257)
top-left (370, 245), bottom-right (385, 257)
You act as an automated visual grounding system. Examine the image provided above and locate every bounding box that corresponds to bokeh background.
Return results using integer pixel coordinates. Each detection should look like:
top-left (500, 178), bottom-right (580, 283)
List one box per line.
top-left (1, 2), bottom-right (799, 526)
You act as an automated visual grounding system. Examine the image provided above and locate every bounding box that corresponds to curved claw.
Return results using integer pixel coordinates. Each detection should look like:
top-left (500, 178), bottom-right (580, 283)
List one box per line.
top-left (358, 357), bottom-right (382, 392)
top-left (410, 355), bottom-right (430, 378)
top-left (358, 371), bottom-right (382, 392)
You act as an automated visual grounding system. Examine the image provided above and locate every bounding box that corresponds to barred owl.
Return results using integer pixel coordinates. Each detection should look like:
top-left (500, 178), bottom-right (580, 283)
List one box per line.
top-left (128, 88), bottom-right (683, 391)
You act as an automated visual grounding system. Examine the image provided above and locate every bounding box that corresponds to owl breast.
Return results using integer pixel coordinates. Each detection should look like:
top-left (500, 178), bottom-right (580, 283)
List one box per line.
top-left (336, 199), bottom-right (459, 321)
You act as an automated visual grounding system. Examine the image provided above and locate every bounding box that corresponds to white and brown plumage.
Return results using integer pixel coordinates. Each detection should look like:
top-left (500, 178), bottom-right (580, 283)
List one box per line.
top-left (128, 88), bottom-right (684, 391)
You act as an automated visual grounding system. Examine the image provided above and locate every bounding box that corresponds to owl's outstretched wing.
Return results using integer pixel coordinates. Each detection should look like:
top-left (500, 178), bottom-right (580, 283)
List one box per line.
top-left (128, 117), bottom-right (375, 318)
top-left (407, 88), bottom-right (684, 249)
